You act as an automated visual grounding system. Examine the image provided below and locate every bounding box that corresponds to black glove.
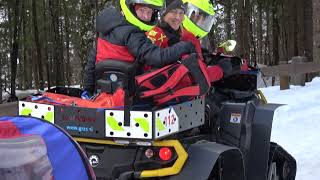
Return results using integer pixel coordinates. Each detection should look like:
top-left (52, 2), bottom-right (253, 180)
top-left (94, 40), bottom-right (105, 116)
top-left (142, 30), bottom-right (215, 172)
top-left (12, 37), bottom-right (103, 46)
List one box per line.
top-left (180, 41), bottom-right (196, 54)
top-left (218, 59), bottom-right (241, 78)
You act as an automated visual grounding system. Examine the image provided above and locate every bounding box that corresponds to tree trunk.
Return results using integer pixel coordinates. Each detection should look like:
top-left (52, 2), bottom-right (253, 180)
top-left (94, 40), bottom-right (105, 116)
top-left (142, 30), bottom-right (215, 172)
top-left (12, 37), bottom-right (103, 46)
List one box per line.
top-left (279, 0), bottom-right (289, 63)
top-left (63, 0), bottom-right (72, 86)
top-left (313, 0), bottom-right (320, 64)
top-left (225, 0), bottom-right (232, 40)
top-left (304, 0), bottom-right (313, 62)
top-left (288, 0), bottom-right (298, 57)
top-left (31, 0), bottom-right (39, 91)
top-left (42, 0), bottom-right (50, 89)
top-left (9, 0), bottom-right (21, 101)
top-left (236, 0), bottom-right (250, 59)
top-left (249, 4), bottom-right (256, 64)
top-left (80, 1), bottom-right (95, 86)
top-left (22, 17), bottom-right (27, 90)
top-left (32, 0), bottom-right (44, 90)
top-left (0, 54), bottom-right (2, 103)
top-left (49, 0), bottom-right (64, 86)
top-left (296, 0), bottom-right (305, 56)
top-left (272, 0), bottom-right (279, 65)
top-left (264, 3), bottom-right (270, 65)
top-left (257, 0), bottom-right (263, 64)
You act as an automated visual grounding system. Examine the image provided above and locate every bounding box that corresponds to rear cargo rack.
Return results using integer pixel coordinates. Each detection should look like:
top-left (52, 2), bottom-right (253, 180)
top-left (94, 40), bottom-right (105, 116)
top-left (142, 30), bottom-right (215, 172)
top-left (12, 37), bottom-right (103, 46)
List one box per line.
top-left (19, 98), bottom-right (205, 140)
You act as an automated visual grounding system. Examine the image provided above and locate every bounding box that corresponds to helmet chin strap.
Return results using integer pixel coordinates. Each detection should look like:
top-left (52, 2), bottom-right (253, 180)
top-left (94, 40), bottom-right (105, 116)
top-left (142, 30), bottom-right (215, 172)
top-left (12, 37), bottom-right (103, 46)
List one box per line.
top-left (140, 19), bottom-right (150, 23)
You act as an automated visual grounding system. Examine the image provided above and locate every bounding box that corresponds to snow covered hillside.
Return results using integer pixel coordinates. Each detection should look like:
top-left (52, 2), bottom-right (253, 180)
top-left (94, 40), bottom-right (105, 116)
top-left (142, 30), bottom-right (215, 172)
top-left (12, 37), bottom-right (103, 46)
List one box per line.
top-left (260, 77), bottom-right (320, 180)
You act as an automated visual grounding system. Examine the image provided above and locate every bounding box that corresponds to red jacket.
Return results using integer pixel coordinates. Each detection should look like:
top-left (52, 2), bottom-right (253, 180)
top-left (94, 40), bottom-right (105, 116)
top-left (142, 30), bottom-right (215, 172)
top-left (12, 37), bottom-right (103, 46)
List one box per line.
top-left (146, 27), bottom-right (202, 59)
top-left (96, 37), bottom-right (135, 64)
top-left (146, 26), bottom-right (223, 82)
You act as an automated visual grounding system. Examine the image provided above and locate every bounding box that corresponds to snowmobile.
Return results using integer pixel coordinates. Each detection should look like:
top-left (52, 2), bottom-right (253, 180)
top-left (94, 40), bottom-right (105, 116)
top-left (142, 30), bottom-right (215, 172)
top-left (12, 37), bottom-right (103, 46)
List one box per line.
top-left (17, 41), bottom-right (296, 180)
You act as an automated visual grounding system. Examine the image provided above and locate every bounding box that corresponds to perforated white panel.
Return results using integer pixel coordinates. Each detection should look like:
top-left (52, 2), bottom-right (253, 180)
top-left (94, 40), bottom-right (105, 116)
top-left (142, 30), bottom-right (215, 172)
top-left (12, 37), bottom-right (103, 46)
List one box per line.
top-left (105, 110), bottom-right (153, 139)
top-left (19, 101), bottom-right (55, 123)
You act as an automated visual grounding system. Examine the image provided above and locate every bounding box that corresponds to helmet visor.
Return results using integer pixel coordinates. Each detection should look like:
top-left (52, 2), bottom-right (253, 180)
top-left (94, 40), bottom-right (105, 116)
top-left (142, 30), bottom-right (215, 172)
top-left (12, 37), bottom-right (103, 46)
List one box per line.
top-left (185, 3), bottom-right (215, 32)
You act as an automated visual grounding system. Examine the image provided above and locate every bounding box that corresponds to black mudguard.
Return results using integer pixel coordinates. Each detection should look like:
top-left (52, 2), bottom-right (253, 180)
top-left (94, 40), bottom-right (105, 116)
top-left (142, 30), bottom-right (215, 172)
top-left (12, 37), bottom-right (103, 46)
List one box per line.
top-left (218, 100), bottom-right (284, 180)
top-left (164, 141), bottom-right (245, 180)
top-left (246, 103), bottom-right (282, 180)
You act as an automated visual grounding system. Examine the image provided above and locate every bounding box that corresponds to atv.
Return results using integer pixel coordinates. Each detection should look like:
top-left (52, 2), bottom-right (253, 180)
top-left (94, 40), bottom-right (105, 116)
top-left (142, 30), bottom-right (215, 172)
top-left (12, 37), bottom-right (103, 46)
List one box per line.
top-left (17, 41), bottom-right (296, 180)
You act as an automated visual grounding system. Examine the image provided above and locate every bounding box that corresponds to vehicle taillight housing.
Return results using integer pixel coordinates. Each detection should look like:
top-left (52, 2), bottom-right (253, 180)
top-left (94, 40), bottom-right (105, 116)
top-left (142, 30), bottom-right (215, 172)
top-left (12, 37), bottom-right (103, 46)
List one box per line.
top-left (145, 148), bottom-right (154, 159)
top-left (159, 147), bottom-right (172, 161)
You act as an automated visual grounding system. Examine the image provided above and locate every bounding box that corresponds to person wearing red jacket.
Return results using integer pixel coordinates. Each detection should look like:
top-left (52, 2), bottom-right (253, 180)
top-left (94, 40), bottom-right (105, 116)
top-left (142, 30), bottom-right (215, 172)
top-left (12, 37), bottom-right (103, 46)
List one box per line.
top-left (83, 0), bottom-right (196, 96)
top-left (145, 0), bottom-right (234, 83)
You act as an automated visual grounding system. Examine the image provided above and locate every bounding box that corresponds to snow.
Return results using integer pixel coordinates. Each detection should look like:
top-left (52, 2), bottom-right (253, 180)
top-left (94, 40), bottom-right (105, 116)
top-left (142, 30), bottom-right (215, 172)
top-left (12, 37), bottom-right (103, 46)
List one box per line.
top-left (2, 85), bottom-right (81, 101)
top-left (2, 89), bottom-right (38, 101)
top-left (260, 77), bottom-right (320, 180)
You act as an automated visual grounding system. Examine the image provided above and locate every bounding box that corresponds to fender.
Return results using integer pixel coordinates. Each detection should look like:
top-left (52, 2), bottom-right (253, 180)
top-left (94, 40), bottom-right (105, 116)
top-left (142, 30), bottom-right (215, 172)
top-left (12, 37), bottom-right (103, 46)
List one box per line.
top-left (164, 141), bottom-right (245, 180)
top-left (218, 100), bottom-right (283, 180)
top-left (246, 103), bottom-right (282, 180)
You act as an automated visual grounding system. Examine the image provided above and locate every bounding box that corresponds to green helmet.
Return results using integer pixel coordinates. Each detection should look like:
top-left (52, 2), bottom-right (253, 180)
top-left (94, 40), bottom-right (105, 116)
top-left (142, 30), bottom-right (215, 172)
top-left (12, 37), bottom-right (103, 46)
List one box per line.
top-left (182, 0), bottom-right (215, 39)
top-left (120, 0), bottom-right (164, 31)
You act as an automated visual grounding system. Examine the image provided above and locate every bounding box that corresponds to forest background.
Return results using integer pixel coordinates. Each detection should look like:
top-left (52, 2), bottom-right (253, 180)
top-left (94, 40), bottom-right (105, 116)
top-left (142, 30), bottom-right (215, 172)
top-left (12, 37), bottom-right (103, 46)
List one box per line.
top-left (0, 0), bottom-right (319, 102)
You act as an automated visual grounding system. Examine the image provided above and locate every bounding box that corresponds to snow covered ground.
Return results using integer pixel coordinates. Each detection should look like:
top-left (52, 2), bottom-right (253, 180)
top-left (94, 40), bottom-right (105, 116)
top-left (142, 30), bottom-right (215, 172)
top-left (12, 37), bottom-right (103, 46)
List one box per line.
top-left (260, 77), bottom-right (320, 180)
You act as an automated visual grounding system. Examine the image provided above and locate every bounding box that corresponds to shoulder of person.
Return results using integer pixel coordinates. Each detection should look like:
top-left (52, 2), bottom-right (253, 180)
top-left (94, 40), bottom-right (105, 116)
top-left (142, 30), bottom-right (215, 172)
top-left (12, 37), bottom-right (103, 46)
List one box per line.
top-left (181, 28), bottom-right (197, 40)
top-left (146, 26), bottom-right (165, 37)
top-left (146, 26), bottom-right (167, 45)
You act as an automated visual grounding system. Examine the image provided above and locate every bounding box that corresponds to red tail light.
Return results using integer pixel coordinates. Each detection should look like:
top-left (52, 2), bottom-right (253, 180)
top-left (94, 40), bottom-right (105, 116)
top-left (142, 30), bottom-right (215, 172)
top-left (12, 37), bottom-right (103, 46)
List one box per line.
top-left (159, 147), bottom-right (172, 161)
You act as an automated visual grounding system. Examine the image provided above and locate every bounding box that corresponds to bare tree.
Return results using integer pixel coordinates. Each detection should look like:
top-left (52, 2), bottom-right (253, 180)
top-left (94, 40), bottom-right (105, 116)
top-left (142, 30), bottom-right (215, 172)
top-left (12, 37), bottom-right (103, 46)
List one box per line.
top-left (256, 0), bottom-right (263, 64)
top-left (224, 0), bottom-right (232, 40)
top-left (8, 0), bottom-right (22, 101)
top-left (32, 0), bottom-right (44, 90)
top-left (49, 0), bottom-right (64, 86)
top-left (236, 0), bottom-right (250, 60)
top-left (272, 0), bottom-right (279, 66)
top-left (63, 0), bottom-right (72, 86)
top-left (313, 0), bottom-right (320, 64)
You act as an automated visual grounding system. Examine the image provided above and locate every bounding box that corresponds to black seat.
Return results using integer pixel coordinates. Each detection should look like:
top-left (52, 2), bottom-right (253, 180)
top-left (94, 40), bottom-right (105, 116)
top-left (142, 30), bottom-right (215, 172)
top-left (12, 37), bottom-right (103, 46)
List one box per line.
top-left (95, 60), bottom-right (138, 95)
top-left (95, 60), bottom-right (139, 126)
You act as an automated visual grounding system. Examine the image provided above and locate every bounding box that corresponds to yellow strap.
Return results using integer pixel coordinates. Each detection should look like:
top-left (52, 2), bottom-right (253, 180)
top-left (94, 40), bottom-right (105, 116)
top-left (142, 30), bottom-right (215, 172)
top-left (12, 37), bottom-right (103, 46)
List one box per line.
top-left (257, 90), bottom-right (268, 104)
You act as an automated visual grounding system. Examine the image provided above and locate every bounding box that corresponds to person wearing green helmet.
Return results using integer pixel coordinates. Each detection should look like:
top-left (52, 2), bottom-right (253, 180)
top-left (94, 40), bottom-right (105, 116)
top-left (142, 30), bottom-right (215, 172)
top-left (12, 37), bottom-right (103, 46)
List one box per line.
top-left (146, 0), bottom-right (238, 84)
top-left (139, 0), bottom-right (241, 106)
top-left (82, 0), bottom-right (196, 96)
top-left (182, 0), bottom-right (216, 39)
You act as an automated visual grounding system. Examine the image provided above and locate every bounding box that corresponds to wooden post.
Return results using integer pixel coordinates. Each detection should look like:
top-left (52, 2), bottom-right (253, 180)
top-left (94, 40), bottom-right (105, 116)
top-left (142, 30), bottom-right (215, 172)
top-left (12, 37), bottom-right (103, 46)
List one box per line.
top-left (279, 61), bottom-right (290, 90)
top-left (291, 56), bottom-right (307, 86)
top-left (280, 76), bottom-right (290, 90)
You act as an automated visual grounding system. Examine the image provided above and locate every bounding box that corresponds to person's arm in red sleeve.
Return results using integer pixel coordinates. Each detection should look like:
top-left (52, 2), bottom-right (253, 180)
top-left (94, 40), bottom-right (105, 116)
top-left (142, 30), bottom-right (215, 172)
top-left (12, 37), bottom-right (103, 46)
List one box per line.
top-left (181, 29), bottom-right (203, 60)
top-left (145, 27), bottom-right (169, 48)
top-left (181, 29), bottom-right (225, 82)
